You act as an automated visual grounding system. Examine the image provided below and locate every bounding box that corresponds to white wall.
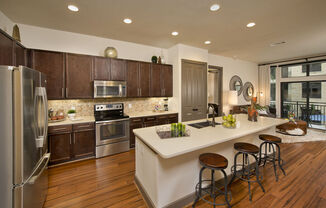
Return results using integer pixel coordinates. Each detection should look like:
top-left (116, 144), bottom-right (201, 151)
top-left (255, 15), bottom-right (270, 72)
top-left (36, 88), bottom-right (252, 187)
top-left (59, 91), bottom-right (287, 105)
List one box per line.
top-left (208, 54), bottom-right (258, 112)
top-left (0, 10), bottom-right (14, 36)
top-left (15, 24), bottom-right (168, 63)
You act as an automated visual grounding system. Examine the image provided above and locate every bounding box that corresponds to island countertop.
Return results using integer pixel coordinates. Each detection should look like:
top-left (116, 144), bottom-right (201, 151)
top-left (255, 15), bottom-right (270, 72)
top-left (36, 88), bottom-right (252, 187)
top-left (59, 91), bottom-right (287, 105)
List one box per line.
top-left (133, 114), bottom-right (287, 159)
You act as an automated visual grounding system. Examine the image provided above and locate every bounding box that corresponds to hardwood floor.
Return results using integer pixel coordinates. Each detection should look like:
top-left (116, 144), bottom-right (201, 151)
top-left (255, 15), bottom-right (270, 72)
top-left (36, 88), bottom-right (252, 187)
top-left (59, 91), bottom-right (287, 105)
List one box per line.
top-left (45, 141), bottom-right (326, 208)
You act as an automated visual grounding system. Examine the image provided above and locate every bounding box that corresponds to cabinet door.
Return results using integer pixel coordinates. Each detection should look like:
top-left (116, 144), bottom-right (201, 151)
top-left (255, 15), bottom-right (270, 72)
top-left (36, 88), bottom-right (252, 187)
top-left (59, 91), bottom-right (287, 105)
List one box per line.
top-left (66, 53), bottom-right (93, 98)
top-left (110, 58), bottom-right (126, 81)
top-left (14, 43), bottom-right (26, 67)
top-left (49, 133), bottom-right (72, 164)
top-left (93, 57), bottom-right (110, 80)
top-left (150, 64), bottom-right (162, 97)
top-left (0, 31), bottom-right (14, 65)
top-left (139, 62), bottom-right (151, 97)
top-left (126, 60), bottom-right (139, 97)
top-left (72, 130), bottom-right (95, 159)
top-left (130, 122), bottom-right (143, 148)
top-left (162, 65), bottom-right (173, 97)
top-left (32, 50), bottom-right (65, 99)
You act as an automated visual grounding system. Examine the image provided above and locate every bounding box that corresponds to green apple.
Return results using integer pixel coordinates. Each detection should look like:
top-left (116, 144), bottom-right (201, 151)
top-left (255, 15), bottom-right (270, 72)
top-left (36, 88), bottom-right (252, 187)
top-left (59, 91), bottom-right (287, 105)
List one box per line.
top-left (222, 116), bottom-right (227, 121)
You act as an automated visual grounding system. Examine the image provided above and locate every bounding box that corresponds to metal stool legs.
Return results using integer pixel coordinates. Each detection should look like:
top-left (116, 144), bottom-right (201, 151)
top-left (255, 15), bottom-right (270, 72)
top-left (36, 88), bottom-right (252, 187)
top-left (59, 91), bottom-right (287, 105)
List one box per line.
top-left (193, 167), bottom-right (231, 208)
top-left (230, 151), bottom-right (264, 201)
top-left (259, 141), bottom-right (286, 181)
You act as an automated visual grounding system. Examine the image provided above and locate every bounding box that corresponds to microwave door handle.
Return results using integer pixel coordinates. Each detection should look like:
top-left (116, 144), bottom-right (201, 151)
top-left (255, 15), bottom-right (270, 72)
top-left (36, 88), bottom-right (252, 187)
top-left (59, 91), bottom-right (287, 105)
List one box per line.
top-left (119, 84), bottom-right (122, 97)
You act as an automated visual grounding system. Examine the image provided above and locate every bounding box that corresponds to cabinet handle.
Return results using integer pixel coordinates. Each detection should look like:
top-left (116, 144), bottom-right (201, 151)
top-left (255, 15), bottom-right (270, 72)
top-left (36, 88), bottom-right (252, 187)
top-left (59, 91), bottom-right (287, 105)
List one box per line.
top-left (146, 117), bottom-right (155, 121)
top-left (53, 127), bottom-right (69, 132)
top-left (69, 134), bottom-right (72, 145)
top-left (66, 88), bottom-right (69, 97)
top-left (76, 124), bottom-right (91, 129)
top-left (62, 88), bottom-right (64, 98)
top-left (138, 88), bottom-right (140, 96)
top-left (73, 134), bottom-right (76, 144)
top-left (140, 88), bottom-right (142, 96)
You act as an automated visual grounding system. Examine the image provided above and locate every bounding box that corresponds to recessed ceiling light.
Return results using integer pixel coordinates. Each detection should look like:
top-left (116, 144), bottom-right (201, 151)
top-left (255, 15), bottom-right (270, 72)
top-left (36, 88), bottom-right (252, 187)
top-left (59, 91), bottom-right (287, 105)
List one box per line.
top-left (123, 18), bottom-right (132, 24)
top-left (171, 31), bottom-right (179, 36)
top-left (246, 22), bottom-right (256, 28)
top-left (210, 4), bottom-right (220, 11)
top-left (270, 41), bottom-right (286, 47)
top-left (204, 41), bottom-right (211, 45)
top-left (68, 5), bottom-right (79, 12)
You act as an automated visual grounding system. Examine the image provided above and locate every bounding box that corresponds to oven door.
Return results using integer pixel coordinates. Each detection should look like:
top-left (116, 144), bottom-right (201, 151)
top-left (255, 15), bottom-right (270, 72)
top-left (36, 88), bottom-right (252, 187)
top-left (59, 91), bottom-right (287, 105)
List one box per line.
top-left (96, 118), bottom-right (130, 146)
top-left (94, 81), bottom-right (126, 98)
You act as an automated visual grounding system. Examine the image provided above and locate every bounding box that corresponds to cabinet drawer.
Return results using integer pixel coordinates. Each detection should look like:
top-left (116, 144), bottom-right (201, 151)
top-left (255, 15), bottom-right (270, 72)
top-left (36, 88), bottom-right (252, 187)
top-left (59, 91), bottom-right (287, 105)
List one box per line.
top-left (143, 116), bottom-right (157, 122)
top-left (73, 122), bottom-right (95, 131)
top-left (48, 125), bottom-right (72, 134)
top-left (168, 113), bottom-right (178, 119)
top-left (130, 117), bottom-right (143, 124)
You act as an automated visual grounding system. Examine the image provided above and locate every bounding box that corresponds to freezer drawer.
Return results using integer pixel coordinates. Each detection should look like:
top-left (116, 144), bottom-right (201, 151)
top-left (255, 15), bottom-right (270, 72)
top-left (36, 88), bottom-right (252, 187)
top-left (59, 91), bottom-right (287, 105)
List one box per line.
top-left (14, 153), bottom-right (50, 208)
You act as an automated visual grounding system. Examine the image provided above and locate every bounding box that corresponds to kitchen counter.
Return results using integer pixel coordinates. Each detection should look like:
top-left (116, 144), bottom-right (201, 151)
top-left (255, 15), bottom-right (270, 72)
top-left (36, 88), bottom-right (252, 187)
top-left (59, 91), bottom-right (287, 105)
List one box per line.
top-left (48, 111), bottom-right (178, 127)
top-left (134, 114), bottom-right (287, 208)
top-left (48, 116), bottom-right (95, 126)
top-left (134, 114), bottom-right (287, 159)
top-left (127, 111), bottom-right (178, 118)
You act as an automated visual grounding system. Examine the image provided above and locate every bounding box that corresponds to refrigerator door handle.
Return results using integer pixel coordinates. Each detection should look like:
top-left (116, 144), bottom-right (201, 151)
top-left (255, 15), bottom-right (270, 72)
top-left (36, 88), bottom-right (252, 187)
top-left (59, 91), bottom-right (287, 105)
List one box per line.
top-left (36, 87), bottom-right (48, 149)
top-left (27, 153), bottom-right (50, 185)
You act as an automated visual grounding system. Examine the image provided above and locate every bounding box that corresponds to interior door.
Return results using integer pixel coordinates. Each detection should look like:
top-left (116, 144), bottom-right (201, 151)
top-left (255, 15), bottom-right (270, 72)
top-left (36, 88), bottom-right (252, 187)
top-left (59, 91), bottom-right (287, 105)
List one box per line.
top-left (181, 60), bottom-right (207, 121)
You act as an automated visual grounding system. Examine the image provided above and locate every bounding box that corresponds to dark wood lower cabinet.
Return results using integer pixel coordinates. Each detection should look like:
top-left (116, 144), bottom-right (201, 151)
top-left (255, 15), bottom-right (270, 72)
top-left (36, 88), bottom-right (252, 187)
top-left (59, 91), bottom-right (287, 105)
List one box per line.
top-left (73, 130), bottom-right (95, 159)
top-left (49, 133), bottom-right (72, 164)
top-left (129, 113), bottom-right (178, 148)
top-left (48, 123), bottom-right (95, 165)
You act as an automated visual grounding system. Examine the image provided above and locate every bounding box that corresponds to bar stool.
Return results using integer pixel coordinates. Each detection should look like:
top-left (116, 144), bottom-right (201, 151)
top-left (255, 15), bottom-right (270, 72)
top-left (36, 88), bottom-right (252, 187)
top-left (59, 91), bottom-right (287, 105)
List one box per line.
top-left (192, 153), bottom-right (231, 208)
top-left (258, 134), bottom-right (286, 181)
top-left (229, 142), bottom-right (265, 201)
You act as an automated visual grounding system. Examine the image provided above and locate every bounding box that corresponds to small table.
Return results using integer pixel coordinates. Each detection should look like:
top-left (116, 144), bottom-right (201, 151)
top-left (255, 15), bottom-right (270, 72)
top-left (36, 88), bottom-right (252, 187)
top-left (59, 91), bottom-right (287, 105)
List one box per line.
top-left (276, 120), bottom-right (307, 136)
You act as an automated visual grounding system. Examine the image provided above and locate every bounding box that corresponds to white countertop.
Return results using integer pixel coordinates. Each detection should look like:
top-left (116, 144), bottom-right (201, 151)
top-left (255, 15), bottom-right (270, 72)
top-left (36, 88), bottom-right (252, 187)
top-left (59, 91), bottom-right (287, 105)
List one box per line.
top-left (48, 111), bottom-right (179, 126)
top-left (133, 114), bottom-right (288, 159)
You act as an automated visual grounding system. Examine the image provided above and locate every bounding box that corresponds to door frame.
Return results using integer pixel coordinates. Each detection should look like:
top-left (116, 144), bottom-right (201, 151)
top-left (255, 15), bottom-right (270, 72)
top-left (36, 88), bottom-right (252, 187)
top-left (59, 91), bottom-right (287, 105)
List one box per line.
top-left (208, 65), bottom-right (223, 116)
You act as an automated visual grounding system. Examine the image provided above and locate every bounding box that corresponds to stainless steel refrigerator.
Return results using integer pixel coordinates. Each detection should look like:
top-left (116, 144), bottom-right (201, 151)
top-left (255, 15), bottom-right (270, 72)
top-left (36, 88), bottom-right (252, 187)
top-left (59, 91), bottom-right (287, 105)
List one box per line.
top-left (0, 66), bottom-right (50, 208)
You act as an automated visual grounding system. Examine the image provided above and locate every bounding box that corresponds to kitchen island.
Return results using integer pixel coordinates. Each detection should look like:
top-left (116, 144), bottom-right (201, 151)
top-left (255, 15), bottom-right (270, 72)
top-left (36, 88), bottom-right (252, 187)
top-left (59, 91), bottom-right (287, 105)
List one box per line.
top-left (133, 114), bottom-right (287, 208)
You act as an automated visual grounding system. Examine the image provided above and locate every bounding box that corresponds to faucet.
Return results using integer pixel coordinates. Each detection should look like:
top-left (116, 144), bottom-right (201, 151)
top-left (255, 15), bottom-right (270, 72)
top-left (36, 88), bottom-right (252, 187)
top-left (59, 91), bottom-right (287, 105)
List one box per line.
top-left (207, 104), bottom-right (216, 127)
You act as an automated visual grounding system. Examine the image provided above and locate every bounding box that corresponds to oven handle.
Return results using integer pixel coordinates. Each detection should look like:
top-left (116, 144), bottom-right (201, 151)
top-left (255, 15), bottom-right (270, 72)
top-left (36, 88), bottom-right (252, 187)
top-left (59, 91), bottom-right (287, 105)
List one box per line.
top-left (95, 118), bottom-right (130, 124)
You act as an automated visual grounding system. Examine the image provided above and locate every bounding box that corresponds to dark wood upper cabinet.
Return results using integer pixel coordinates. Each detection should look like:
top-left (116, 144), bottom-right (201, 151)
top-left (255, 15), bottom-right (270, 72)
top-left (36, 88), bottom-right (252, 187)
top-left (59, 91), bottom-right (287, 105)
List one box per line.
top-left (150, 64), bottom-right (162, 97)
top-left (127, 61), bottom-right (151, 97)
top-left (110, 58), bottom-right (126, 81)
top-left (127, 60), bottom-right (139, 97)
top-left (0, 30), bottom-right (14, 65)
top-left (93, 56), bottom-right (110, 80)
top-left (31, 50), bottom-right (65, 99)
top-left (14, 43), bottom-right (26, 67)
top-left (162, 65), bottom-right (173, 97)
top-left (139, 62), bottom-right (151, 97)
top-left (66, 53), bottom-right (93, 99)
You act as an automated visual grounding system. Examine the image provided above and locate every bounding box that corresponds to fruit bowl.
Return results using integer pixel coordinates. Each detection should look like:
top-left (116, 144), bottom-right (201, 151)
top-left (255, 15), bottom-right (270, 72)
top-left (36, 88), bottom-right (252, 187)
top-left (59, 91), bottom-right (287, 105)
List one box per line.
top-left (222, 114), bottom-right (237, 129)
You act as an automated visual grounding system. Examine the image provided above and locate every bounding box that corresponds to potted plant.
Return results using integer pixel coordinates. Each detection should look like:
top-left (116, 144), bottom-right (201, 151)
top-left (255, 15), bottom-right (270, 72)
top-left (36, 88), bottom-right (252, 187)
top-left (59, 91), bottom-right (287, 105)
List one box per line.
top-left (67, 109), bottom-right (76, 119)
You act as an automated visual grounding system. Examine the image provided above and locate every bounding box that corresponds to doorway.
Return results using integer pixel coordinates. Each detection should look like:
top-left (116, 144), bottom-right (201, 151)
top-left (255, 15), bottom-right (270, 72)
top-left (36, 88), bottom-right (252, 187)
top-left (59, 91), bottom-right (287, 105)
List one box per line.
top-left (208, 65), bottom-right (223, 117)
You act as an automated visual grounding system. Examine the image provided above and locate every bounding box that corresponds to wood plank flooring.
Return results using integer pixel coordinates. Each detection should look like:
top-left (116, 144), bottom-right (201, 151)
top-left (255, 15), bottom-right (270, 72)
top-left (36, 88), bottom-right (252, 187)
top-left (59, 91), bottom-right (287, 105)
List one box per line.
top-left (44, 141), bottom-right (326, 208)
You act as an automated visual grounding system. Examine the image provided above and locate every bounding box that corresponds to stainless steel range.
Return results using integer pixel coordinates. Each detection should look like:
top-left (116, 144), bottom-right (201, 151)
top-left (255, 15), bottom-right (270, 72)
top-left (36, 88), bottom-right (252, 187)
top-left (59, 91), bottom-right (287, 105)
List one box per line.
top-left (94, 103), bottom-right (130, 158)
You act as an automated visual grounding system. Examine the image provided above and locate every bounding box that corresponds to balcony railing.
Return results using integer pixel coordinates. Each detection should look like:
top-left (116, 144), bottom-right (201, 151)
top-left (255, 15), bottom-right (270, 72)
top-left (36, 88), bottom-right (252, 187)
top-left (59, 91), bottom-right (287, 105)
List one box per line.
top-left (282, 101), bottom-right (326, 129)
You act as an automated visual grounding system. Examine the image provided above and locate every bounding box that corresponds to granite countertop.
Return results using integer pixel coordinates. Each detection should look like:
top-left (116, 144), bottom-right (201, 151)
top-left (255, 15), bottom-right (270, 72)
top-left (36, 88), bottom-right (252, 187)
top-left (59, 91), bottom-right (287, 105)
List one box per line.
top-left (133, 114), bottom-right (288, 159)
top-left (127, 111), bottom-right (178, 118)
top-left (48, 111), bottom-right (179, 126)
top-left (48, 116), bottom-right (95, 127)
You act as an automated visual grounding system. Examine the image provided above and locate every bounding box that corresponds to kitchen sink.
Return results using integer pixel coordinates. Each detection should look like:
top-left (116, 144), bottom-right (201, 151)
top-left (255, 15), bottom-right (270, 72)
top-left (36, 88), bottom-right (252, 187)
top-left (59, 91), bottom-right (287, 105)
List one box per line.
top-left (188, 121), bottom-right (221, 129)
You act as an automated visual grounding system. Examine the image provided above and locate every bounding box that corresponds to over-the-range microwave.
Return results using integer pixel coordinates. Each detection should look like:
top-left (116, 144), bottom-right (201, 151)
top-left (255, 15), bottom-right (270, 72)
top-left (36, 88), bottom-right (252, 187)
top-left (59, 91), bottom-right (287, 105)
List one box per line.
top-left (93, 80), bottom-right (127, 98)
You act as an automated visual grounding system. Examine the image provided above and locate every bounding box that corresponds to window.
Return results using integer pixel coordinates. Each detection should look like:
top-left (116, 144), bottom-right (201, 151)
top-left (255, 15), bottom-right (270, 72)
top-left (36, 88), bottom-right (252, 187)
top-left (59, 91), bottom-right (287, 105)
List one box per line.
top-left (270, 66), bottom-right (276, 107)
top-left (302, 82), bottom-right (321, 98)
top-left (302, 63), bottom-right (321, 73)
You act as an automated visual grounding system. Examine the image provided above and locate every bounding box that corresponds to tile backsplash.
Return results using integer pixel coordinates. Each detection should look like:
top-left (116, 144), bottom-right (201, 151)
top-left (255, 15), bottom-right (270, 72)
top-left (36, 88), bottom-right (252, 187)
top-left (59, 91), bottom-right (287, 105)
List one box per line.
top-left (48, 98), bottom-right (168, 116)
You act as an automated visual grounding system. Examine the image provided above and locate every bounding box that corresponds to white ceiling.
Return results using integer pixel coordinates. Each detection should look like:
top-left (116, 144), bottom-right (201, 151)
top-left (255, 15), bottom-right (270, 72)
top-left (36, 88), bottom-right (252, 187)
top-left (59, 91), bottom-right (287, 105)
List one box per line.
top-left (1, 0), bottom-right (326, 63)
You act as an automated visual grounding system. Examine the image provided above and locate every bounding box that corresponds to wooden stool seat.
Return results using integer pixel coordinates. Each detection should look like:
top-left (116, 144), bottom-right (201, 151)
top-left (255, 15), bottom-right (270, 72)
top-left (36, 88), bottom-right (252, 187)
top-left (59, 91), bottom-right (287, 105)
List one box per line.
top-left (259, 134), bottom-right (282, 143)
top-left (234, 142), bottom-right (259, 154)
top-left (199, 153), bottom-right (228, 169)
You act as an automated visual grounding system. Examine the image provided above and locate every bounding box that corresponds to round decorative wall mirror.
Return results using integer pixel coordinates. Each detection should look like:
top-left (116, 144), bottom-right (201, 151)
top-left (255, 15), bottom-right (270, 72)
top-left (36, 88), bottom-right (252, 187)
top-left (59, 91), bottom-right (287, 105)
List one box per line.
top-left (243, 82), bottom-right (254, 101)
top-left (229, 75), bottom-right (243, 96)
